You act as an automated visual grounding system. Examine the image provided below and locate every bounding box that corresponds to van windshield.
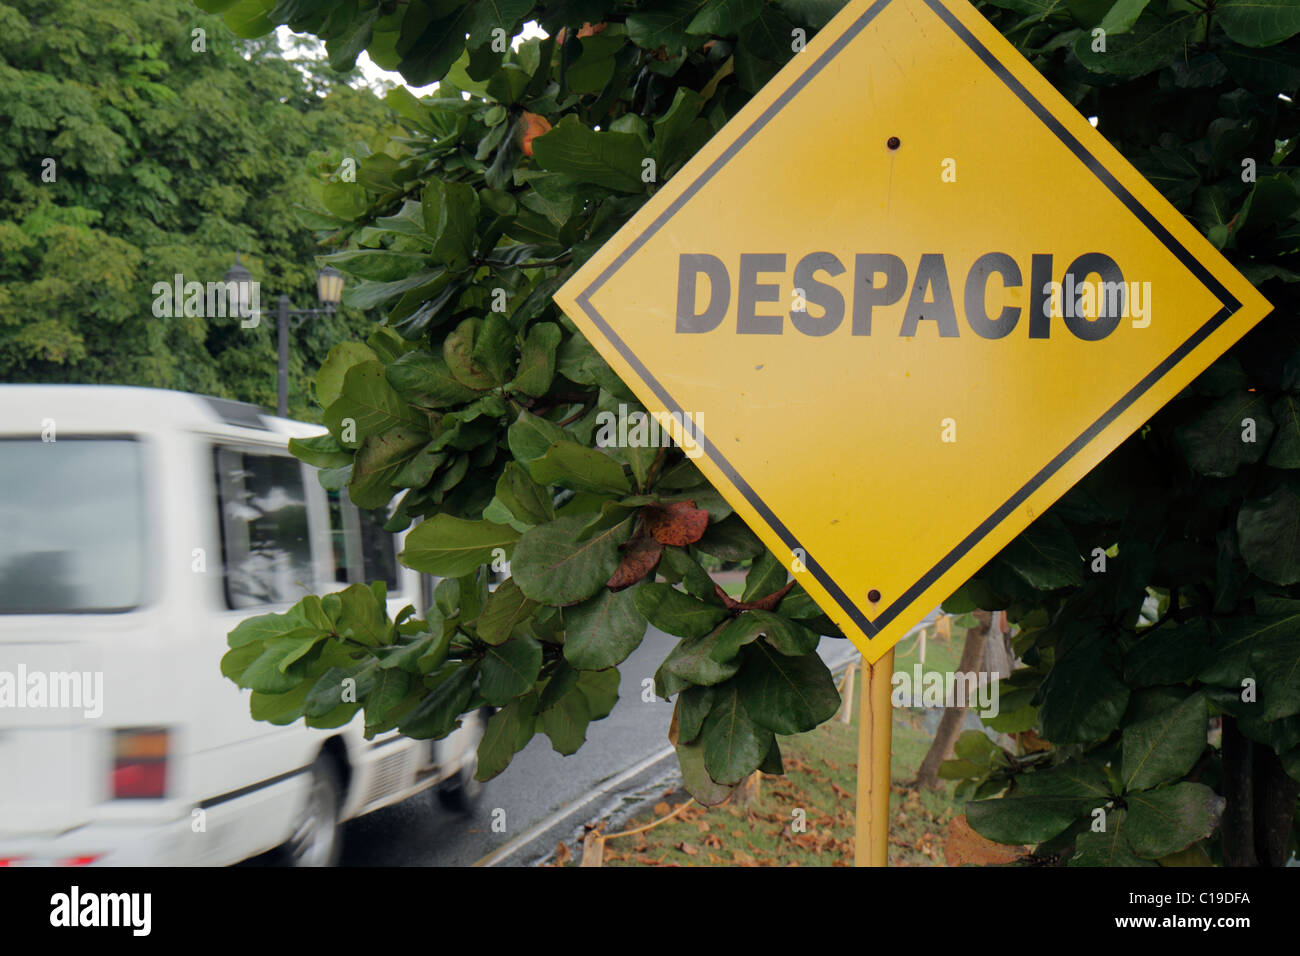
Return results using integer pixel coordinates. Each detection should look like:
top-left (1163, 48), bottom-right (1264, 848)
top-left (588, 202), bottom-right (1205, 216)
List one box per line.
top-left (0, 439), bottom-right (147, 613)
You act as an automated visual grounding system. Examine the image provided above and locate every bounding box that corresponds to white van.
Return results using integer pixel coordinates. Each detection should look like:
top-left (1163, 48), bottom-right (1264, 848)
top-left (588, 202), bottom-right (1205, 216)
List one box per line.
top-left (0, 385), bottom-right (485, 866)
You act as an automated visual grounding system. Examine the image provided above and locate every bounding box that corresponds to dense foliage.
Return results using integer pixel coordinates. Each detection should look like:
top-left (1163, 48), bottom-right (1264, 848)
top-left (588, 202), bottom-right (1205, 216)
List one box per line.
top-left (204, 0), bottom-right (1300, 864)
top-left (938, 0), bottom-right (1300, 867)
top-left (0, 0), bottom-right (394, 416)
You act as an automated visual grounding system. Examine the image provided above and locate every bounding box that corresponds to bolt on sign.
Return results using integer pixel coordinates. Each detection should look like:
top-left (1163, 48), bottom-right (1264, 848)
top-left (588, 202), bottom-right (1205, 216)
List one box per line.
top-left (553, 0), bottom-right (1272, 663)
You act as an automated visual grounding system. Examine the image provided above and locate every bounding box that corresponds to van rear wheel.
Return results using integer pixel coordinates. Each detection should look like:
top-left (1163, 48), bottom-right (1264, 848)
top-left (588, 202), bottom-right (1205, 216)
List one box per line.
top-left (282, 754), bottom-right (343, 866)
top-left (436, 708), bottom-right (490, 814)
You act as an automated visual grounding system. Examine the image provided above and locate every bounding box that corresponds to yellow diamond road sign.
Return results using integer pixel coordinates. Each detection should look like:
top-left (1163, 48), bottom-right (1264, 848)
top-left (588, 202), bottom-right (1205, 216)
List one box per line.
top-left (553, 0), bottom-right (1272, 663)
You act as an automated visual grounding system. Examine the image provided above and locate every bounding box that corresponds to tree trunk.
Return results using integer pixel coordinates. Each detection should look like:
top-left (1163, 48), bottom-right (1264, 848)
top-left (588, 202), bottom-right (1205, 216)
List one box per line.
top-left (914, 611), bottom-right (989, 790)
top-left (1254, 743), bottom-right (1300, 867)
top-left (1220, 716), bottom-right (1258, 867)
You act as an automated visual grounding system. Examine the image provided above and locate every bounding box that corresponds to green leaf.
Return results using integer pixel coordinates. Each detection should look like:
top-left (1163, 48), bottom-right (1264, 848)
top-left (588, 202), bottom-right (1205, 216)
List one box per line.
top-left (399, 515), bottom-right (520, 576)
top-left (701, 682), bottom-right (773, 785)
top-left (1252, 625), bottom-right (1300, 721)
top-left (1217, 0), bottom-right (1300, 47)
top-left (1039, 635), bottom-right (1130, 744)
top-left (342, 268), bottom-right (446, 310)
top-left (477, 578), bottom-right (540, 644)
top-left (472, 312), bottom-right (515, 386)
top-left (564, 585), bottom-right (649, 669)
top-left (675, 736), bottom-right (737, 805)
top-left (400, 663), bottom-right (479, 739)
top-left (1266, 395), bottom-right (1300, 468)
top-left (422, 179), bottom-right (479, 267)
top-left (324, 361), bottom-right (423, 449)
top-left (288, 432), bottom-right (352, 470)
top-left (1074, 11), bottom-right (1196, 77)
top-left (1000, 516), bottom-right (1084, 590)
top-left (966, 795), bottom-right (1093, 845)
top-left (496, 461), bottom-right (555, 526)
top-left (510, 322), bottom-right (562, 397)
top-left (1121, 692), bottom-right (1208, 792)
top-left (1013, 761), bottom-right (1113, 799)
top-left (444, 317), bottom-right (499, 390)
top-left (735, 641), bottom-right (839, 734)
top-left (364, 667), bottom-right (410, 730)
top-left (462, 0), bottom-right (534, 43)
top-left (657, 624), bottom-right (743, 694)
top-left (241, 641), bottom-right (310, 694)
top-left (249, 683), bottom-right (312, 725)
top-left (335, 582), bottom-right (389, 647)
top-left (1070, 811), bottom-right (1157, 866)
top-left (687, 0), bottom-right (763, 35)
top-left (742, 551), bottom-right (787, 601)
top-left (480, 635), bottom-right (543, 705)
top-left (1175, 392), bottom-right (1273, 477)
top-left (532, 115), bottom-right (648, 193)
top-left (540, 681), bottom-right (591, 754)
top-left (1237, 480), bottom-right (1300, 585)
top-left (512, 514), bottom-right (632, 604)
top-left (386, 350), bottom-right (485, 407)
top-left (576, 668), bottom-right (620, 720)
top-left (227, 604), bottom-right (320, 649)
top-left (1124, 783), bottom-right (1225, 858)
top-left (676, 685), bottom-right (714, 744)
top-left (628, 0), bottom-right (705, 48)
top-left (1098, 0), bottom-right (1151, 35)
top-left (349, 426), bottom-right (428, 508)
top-left (694, 514), bottom-right (764, 560)
top-left (635, 582), bottom-right (729, 638)
top-left (659, 545), bottom-right (717, 600)
top-left (529, 440), bottom-right (630, 495)
top-left (710, 610), bottom-right (818, 659)
top-left (476, 693), bottom-right (538, 780)
top-left (317, 342), bottom-right (379, 410)
top-left (320, 248), bottom-right (428, 282)
top-left (508, 409), bottom-right (568, 461)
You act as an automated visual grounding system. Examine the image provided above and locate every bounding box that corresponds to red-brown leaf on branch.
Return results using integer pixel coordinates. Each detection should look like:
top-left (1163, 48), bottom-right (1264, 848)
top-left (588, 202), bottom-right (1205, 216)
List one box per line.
top-left (945, 815), bottom-right (1023, 867)
top-left (606, 535), bottom-right (663, 590)
top-left (644, 500), bottom-right (709, 547)
top-left (519, 112), bottom-right (552, 157)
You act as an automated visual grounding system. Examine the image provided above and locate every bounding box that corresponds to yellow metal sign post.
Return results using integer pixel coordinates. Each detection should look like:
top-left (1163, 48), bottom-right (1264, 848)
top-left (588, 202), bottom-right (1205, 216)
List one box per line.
top-left (858, 648), bottom-right (894, 866)
top-left (554, 0), bottom-right (1272, 865)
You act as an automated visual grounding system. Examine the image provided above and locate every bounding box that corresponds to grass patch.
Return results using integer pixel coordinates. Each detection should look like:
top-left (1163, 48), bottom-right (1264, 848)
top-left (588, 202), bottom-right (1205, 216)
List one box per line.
top-left (558, 626), bottom-right (969, 867)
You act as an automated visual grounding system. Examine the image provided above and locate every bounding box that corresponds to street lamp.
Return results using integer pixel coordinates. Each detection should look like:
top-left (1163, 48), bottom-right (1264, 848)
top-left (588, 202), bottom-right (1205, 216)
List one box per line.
top-left (223, 256), bottom-right (345, 418)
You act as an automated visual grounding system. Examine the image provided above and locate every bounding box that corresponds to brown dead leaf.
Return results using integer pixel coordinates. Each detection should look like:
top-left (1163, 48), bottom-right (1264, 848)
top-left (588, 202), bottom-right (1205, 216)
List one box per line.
top-left (518, 112), bottom-right (552, 158)
top-left (606, 534), bottom-right (663, 589)
top-left (944, 815), bottom-right (1023, 867)
top-left (653, 802), bottom-right (671, 816)
top-left (678, 842), bottom-right (700, 856)
top-left (1017, 729), bottom-right (1053, 753)
top-left (644, 500), bottom-right (709, 546)
top-left (555, 841), bottom-right (572, 866)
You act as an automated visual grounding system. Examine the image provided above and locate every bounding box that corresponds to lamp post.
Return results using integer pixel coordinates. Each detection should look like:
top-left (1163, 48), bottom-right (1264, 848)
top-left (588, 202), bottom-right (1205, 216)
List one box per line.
top-left (223, 257), bottom-right (344, 417)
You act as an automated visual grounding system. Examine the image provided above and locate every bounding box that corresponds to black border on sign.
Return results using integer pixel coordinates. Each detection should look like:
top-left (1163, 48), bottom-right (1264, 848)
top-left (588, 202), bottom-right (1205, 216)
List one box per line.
top-left (571, 0), bottom-right (1242, 644)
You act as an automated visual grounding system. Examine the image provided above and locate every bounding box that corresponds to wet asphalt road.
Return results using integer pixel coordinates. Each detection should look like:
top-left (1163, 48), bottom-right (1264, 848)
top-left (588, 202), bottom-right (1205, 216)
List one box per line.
top-left (338, 626), bottom-right (861, 867)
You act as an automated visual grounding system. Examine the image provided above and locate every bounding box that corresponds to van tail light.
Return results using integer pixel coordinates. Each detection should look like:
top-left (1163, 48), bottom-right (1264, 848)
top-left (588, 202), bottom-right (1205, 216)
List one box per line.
top-left (112, 728), bottom-right (169, 799)
top-left (0, 855), bottom-right (103, 867)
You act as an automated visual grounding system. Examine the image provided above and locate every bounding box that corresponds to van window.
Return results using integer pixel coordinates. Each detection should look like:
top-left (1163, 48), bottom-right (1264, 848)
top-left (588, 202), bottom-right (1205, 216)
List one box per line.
top-left (324, 488), bottom-right (398, 589)
top-left (358, 506), bottom-right (398, 588)
top-left (215, 447), bottom-right (314, 609)
top-left (0, 438), bottom-right (146, 613)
